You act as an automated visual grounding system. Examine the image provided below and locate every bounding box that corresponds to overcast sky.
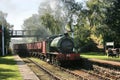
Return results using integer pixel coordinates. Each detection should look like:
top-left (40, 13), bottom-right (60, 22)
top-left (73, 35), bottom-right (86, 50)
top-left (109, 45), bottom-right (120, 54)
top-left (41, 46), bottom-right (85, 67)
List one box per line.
top-left (0, 0), bottom-right (84, 30)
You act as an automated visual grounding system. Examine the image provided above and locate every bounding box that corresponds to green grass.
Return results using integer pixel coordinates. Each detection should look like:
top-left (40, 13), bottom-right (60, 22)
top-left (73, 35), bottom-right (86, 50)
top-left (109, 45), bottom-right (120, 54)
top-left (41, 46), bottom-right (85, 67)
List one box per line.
top-left (0, 55), bottom-right (22, 80)
top-left (81, 52), bottom-right (120, 62)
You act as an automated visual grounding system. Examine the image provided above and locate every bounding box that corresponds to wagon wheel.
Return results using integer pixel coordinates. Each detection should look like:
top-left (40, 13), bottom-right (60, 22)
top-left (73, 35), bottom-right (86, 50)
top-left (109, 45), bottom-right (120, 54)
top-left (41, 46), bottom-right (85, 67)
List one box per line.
top-left (51, 56), bottom-right (55, 64)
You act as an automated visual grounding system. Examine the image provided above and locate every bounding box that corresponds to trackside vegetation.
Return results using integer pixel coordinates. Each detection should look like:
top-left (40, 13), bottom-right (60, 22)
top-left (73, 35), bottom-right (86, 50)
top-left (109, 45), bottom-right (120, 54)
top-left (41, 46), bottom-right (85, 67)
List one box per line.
top-left (0, 55), bottom-right (22, 80)
top-left (81, 52), bottom-right (120, 62)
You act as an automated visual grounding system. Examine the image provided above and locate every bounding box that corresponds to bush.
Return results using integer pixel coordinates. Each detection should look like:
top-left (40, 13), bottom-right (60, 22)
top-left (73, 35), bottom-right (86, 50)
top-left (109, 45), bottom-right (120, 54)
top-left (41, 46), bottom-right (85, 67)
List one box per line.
top-left (80, 42), bottom-right (99, 52)
top-left (7, 48), bottom-right (13, 55)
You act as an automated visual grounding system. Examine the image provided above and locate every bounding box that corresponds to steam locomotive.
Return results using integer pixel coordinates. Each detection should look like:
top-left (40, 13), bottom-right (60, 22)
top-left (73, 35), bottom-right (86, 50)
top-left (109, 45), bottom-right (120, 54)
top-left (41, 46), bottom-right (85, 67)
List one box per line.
top-left (13, 33), bottom-right (81, 66)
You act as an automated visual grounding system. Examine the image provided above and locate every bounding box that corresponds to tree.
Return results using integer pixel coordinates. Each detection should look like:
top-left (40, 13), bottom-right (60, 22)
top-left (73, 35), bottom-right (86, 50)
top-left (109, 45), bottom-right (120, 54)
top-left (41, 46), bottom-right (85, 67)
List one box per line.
top-left (41, 13), bottom-right (61, 34)
top-left (105, 0), bottom-right (120, 47)
top-left (61, 0), bottom-right (97, 52)
top-left (39, 0), bottom-right (65, 34)
top-left (0, 11), bottom-right (11, 55)
top-left (23, 14), bottom-right (49, 42)
top-left (61, 0), bottom-right (82, 31)
top-left (23, 0), bottom-right (65, 42)
top-left (83, 0), bottom-right (120, 50)
top-left (85, 0), bottom-right (115, 48)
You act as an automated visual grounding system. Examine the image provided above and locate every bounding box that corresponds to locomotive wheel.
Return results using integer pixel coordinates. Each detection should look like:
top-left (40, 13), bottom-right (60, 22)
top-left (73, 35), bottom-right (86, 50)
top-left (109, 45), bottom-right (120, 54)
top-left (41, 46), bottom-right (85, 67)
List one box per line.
top-left (54, 59), bottom-right (61, 66)
top-left (51, 55), bottom-right (60, 66)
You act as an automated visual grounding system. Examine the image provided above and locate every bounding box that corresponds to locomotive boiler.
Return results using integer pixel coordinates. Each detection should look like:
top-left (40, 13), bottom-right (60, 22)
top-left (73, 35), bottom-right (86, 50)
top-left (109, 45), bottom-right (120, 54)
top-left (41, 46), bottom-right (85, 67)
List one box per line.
top-left (49, 33), bottom-right (74, 53)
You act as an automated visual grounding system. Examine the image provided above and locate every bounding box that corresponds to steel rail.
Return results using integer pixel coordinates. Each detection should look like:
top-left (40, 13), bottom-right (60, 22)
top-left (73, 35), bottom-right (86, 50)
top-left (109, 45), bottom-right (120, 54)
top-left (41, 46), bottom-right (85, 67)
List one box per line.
top-left (27, 58), bottom-right (66, 80)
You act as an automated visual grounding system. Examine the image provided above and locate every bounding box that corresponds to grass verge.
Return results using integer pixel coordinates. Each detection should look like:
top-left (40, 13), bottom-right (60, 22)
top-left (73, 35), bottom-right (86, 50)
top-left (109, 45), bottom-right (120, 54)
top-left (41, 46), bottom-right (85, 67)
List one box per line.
top-left (81, 52), bottom-right (120, 62)
top-left (0, 55), bottom-right (22, 80)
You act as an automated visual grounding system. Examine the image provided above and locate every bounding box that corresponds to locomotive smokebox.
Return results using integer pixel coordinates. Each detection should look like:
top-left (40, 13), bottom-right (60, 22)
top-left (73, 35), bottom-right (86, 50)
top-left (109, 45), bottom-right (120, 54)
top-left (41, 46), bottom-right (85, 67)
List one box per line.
top-left (50, 34), bottom-right (74, 53)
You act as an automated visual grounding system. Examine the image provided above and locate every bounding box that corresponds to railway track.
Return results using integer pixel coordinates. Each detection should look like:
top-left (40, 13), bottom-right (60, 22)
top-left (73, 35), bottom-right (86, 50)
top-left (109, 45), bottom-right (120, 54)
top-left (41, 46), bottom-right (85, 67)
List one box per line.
top-left (23, 58), bottom-right (82, 80)
top-left (92, 65), bottom-right (120, 80)
top-left (59, 66), bottom-right (111, 80)
top-left (69, 64), bottom-right (120, 80)
top-left (23, 57), bottom-right (120, 80)
top-left (23, 58), bottom-right (101, 80)
top-left (72, 69), bottom-right (112, 80)
top-left (23, 58), bottom-right (56, 80)
top-left (27, 58), bottom-right (65, 80)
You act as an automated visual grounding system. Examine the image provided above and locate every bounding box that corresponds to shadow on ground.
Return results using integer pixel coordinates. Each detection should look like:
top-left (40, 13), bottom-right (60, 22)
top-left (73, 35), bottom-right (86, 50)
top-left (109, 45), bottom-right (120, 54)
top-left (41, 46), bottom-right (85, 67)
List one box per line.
top-left (0, 56), bottom-right (22, 80)
top-left (0, 57), bottom-right (16, 65)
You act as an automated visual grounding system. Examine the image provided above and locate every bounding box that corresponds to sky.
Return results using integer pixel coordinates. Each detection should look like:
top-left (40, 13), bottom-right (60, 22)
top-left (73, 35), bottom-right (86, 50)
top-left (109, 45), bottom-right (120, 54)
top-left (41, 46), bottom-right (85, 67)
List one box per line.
top-left (0, 0), bottom-right (84, 30)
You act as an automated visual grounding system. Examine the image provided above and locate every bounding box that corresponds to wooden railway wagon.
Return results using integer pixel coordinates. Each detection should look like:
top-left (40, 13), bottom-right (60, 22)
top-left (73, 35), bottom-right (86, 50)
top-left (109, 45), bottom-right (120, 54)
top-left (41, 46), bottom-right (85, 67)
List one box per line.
top-left (13, 43), bottom-right (29, 56)
top-left (13, 33), bottom-right (81, 66)
top-left (27, 42), bottom-right (42, 57)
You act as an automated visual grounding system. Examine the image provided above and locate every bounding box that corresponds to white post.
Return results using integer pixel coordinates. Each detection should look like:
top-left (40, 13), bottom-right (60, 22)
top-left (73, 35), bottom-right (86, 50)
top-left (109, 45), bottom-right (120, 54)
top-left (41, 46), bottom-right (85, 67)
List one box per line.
top-left (2, 23), bottom-right (5, 56)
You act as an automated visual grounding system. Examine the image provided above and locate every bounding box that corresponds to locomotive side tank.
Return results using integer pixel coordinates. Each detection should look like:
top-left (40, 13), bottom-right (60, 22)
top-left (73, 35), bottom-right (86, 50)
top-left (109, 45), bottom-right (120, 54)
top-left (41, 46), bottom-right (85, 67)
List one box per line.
top-left (50, 33), bottom-right (74, 53)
